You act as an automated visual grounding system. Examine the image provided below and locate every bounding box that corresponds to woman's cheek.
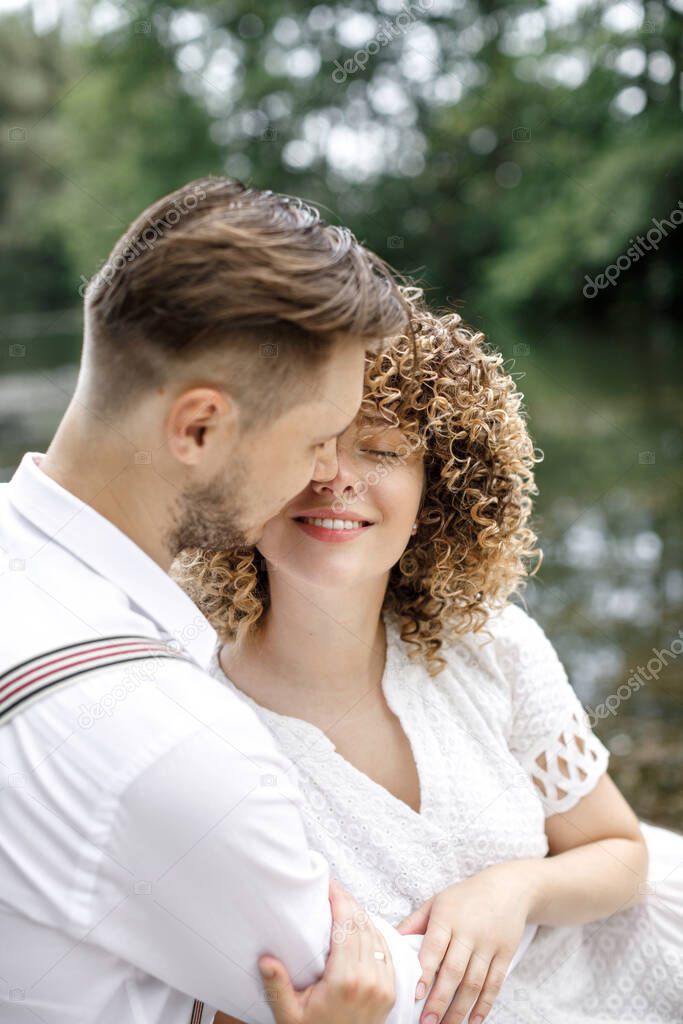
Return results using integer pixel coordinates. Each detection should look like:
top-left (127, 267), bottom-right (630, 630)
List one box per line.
top-left (378, 467), bottom-right (422, 523)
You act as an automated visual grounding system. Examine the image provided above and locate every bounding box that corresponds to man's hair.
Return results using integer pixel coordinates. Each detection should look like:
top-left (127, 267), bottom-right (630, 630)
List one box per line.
top-left (82, 176), bottom-right (413, 427)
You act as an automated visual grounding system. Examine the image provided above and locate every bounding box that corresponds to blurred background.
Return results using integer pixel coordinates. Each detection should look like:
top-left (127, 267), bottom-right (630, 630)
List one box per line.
top-left (1, 0), bottom-right (681, 825)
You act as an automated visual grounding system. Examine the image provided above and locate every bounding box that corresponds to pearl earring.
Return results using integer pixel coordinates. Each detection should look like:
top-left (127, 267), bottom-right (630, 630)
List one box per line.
top-left (411, 522), bottom-right (418, 535)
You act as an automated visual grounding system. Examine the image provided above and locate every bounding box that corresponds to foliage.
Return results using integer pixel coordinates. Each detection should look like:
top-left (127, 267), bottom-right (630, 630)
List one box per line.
top-left (1, 0), bottom-right (681, 350)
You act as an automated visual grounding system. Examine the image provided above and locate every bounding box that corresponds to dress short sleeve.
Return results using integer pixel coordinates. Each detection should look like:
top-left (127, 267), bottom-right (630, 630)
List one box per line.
top-left (486, 602), bottom-right (611, 816)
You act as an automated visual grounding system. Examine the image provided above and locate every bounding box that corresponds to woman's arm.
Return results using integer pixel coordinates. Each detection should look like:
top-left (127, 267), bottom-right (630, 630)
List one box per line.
top-left (394, 772), bottom-right (648, 1024)
top-left (522, 772), bottom-right (649, 926)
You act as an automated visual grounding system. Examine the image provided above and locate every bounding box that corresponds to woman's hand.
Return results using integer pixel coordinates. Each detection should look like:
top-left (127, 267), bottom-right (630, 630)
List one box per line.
top-left (396, 861), bottom-right (537, 1024)
top-left (222, 879), bottom-right (396, 1024)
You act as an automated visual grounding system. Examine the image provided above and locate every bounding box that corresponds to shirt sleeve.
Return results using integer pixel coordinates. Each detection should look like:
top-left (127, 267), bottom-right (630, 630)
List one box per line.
top-left (89, 679), bottom-right (424, 1024)
top-left (487, 602), bottom-right (611, 816)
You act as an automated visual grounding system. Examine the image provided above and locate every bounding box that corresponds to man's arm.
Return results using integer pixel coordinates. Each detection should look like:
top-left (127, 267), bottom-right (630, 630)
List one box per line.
top-left (86, 686), bottom-right (426, 1023)
top-left (214, 880), bottom-right (416, 1024)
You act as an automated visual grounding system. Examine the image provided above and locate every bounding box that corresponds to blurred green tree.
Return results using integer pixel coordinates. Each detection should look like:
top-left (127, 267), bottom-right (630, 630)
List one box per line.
top-left (1, 0), bottom-right (681, 339)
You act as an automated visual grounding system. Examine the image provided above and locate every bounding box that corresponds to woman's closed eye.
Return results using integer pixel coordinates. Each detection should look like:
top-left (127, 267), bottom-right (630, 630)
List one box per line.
top-left (360, 448), bottom-right (401, 459)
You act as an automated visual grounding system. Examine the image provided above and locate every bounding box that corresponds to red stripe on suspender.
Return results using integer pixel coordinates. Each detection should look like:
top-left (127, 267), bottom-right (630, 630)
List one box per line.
top-left (0, 637), bottom-right (205, 1023)
top-left (0, 643), bottom-right (172, 706)
top-left (0, 639), bottom-right (168, 697)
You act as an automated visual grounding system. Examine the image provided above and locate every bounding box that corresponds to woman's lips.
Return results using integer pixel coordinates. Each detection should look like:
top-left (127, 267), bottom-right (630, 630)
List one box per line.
top-left (293, 518), bottom-right (374, 543)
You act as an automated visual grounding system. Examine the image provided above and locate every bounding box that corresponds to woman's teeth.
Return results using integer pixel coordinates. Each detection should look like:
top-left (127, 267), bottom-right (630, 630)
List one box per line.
top-left (300, 517), bottom-right (368, 530)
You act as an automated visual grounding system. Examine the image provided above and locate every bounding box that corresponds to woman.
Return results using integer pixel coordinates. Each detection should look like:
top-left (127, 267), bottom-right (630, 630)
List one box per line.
top-left (173, 290), bottom-right (683, 1024)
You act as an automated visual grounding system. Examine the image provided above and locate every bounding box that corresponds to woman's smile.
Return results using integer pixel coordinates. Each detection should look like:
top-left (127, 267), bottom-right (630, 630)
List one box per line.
top-left (291, 506), bottom-right (376, 543)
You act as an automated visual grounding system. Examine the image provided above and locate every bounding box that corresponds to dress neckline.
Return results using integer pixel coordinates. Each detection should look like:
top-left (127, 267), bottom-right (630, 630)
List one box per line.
top-left (210, 608), bottom-right (434, 823)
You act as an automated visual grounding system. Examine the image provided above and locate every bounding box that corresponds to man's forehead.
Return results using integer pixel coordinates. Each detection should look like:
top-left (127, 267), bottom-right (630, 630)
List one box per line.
top-left (305, 399), bottom-right (356, 438)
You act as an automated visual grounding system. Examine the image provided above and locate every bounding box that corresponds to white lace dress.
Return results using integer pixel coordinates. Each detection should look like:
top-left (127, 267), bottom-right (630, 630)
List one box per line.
top-left (208, 602), bottom-right (683, 1023)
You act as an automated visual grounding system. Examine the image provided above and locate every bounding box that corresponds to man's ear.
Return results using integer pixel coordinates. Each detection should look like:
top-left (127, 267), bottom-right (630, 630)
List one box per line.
top-left (165, 386), bottom-right (238, 465)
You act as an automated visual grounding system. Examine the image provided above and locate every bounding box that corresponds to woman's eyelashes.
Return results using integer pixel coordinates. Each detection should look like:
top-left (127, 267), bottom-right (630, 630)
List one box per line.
top-left (360, 448), bottom-right (400, 459)
top-left (354, 427), bottom-right (407, 459)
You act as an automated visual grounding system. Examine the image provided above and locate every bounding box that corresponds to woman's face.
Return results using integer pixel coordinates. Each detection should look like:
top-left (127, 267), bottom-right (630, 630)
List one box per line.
top-left (256, 412), bottom-right (425, 590)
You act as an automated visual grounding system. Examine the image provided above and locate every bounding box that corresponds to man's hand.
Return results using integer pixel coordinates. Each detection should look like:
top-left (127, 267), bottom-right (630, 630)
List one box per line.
top-left (215, 880), bottom-right (396, 1024)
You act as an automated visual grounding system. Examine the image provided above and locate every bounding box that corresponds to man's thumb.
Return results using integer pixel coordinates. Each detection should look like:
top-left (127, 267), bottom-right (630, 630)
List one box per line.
top-left (258, 956), bottom-right (298, 1021)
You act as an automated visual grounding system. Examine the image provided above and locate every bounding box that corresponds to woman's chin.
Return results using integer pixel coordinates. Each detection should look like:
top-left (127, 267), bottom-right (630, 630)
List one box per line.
top-left (279, 554), bottom-right (371, 591)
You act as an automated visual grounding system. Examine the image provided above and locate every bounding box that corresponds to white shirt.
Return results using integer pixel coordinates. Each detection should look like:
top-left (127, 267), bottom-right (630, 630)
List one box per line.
top-left (0, 452), bottom-right (432, 1024)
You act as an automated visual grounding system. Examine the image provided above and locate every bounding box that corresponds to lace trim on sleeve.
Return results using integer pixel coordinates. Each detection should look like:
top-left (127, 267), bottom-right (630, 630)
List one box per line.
top-left (518, 707), bottom-right (610, 816)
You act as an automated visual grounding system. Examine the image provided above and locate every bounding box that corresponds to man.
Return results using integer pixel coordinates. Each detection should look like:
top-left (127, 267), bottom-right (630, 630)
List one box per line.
top-left (0, 177), bottom-right (429, 1023)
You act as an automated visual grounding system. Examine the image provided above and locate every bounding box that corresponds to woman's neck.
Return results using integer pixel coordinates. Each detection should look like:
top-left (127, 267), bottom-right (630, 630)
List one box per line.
top-left (220, 571), bottom-right (390, 718)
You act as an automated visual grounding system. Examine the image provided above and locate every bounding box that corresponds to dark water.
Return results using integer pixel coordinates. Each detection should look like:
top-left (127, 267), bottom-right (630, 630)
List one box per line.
top-left (2, 321), bottom-right (681, 827)
top-left (498, 322), bottom-right (683, 829)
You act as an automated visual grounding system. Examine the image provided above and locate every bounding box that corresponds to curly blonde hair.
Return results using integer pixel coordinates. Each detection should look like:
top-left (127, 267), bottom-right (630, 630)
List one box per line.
top-left (171, 289), bottom-right (543, 676)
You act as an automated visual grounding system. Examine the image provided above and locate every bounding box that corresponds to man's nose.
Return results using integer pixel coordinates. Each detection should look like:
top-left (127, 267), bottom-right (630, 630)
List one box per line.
top-left (313, 438), bottom-right (339, 482)
top-left (311, 440), bottom-right (364, 507)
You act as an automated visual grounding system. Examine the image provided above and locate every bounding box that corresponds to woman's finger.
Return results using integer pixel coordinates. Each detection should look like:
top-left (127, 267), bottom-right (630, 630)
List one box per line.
top-left (258, 955), bottom-right (300, 1024)
top-left (419, 937), bottom-right (471, 1024)
top-left (440, 947), bottom-right (491, 1024)
top-left (414, 913), bottom-right (454, 1002)
top-left (463, 952), bottom-right (509, 1024)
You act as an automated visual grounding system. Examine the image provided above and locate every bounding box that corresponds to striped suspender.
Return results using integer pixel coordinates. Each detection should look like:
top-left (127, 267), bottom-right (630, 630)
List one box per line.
top-left (189, 999), bottom-right (206, 1023)
top-left (0, 635), bottom-right (206, 1023)
top-left (0, 634), bottom-right (193, 724)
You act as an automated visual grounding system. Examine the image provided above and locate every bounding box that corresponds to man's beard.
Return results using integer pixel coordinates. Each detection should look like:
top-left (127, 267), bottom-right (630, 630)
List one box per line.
top-left (165, 461), bottom-right (254, 555)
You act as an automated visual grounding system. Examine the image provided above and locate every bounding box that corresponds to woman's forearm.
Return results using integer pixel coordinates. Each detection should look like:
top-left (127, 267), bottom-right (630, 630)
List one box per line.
top-left (518, 836), bottom-right (649, 928)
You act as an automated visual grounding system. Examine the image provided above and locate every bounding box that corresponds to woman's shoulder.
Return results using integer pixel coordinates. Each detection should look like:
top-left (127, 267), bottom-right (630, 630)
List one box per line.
top-left (388, 603), bottom-right (612, 815)
top-left (393, 600), bottom-right (559, 727)
top-left (440, 600), bottom-right (580, 732)
top-left (384, 604), bottom-right (524, 721)
top-left (464, 599), bottom-right (541, 644)
top-left (428, 600), bottom-right (544, 676)
top-left (442, 600), bottom-right (562, 677)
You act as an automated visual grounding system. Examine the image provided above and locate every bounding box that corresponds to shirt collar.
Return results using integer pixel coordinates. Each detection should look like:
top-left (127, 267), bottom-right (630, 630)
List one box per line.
top-left (7, 452), bottom-right (219, 670)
